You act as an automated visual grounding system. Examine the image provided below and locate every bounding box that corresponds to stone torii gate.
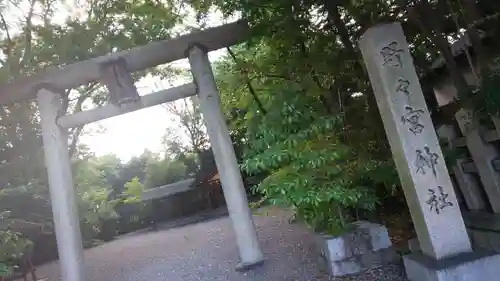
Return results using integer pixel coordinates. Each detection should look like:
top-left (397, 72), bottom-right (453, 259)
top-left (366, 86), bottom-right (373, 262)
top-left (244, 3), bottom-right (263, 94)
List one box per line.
top-left (0, 21), bottom-right (263, 281)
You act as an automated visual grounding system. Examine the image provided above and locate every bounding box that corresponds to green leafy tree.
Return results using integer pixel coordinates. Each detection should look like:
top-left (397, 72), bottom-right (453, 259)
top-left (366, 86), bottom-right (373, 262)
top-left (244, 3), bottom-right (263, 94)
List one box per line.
top-left (119, 177), bottom-right (150, 227)
top-left (240, 87), bottom-right (388, 234)
top-left (0, 211), bottom-right (33, 276)
top-left (73, 155), bottom-right (121, 244)
top-left (164, 96), bottom-right (209, 165)
top-left (122, 177), bottom-right (146, 204)
top-left (145, 158), bottom-right (188, 188)
top-left (0, 0), bottom-right (184, 249)
top-left (178, 0), bottom-right (500, 233)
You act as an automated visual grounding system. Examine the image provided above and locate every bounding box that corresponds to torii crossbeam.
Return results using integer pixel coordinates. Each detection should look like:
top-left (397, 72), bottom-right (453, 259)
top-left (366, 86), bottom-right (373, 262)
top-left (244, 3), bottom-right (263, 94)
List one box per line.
top-left (1, 20), bottom-right (263, 281)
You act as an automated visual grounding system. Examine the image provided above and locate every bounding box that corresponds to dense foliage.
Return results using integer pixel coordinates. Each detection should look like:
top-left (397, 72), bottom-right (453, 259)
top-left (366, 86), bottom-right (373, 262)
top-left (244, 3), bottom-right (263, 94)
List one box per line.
top-left (195, 0), bottom-right (500, 234)
top-left (216, 50), bottom-right (400, 234)
top-left (0, 212), bottom-right (33, 276)
top-left (241, 91), bottom-right (381, 234)
top-left (0, 229), bottom-right (32, 276)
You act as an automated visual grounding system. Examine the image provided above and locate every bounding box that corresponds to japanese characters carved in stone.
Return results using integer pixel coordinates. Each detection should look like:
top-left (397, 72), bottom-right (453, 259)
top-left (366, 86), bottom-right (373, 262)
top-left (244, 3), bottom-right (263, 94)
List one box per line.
top-left (414, 146), bottom-right (439, 177)
top-left (380, 41), bottom-right (404, 68)
top-left (426, 186), bottom-right (454, 214)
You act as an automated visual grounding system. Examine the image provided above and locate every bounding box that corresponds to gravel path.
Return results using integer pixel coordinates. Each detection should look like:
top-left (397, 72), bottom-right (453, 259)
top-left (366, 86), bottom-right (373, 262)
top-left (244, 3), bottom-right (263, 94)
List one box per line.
top-left (31, 207), bottom-right (409, 281)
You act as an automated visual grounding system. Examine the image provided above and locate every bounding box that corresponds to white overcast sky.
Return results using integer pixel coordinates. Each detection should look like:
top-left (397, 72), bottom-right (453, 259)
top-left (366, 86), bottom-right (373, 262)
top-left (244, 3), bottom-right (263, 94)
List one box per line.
top-left (79, 51), bottom-right (226, 162)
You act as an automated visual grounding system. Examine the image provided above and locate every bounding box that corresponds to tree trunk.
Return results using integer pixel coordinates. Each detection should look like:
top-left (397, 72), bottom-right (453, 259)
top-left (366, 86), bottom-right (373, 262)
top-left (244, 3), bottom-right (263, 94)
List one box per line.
top-left (323, 1), bottom-right (386, 147)
top-left (296, 39), bottom-right (338, 113)
top-left (323, 1), bottom-right (366, 77)
top-left (460, 0), bottom-right (489, 78)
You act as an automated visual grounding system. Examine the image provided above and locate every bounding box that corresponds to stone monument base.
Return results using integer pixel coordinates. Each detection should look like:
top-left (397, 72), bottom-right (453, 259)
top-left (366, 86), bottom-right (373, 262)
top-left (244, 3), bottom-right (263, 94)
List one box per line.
top-left (316, 221), bottom-right (397, 277)
top-left (404, 250), bottom-right (500, 281)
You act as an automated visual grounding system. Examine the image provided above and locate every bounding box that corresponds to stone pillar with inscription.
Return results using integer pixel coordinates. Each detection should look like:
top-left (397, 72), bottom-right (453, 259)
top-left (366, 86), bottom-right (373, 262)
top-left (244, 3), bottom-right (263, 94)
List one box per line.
top-left (360, 22), bottom-right (500, 281)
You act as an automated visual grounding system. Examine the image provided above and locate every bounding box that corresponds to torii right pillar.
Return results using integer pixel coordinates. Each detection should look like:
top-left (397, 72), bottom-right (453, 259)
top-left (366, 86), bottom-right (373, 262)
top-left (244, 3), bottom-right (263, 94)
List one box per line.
top-left (360, 22), bottom-right (500, 281)
top-left (187, 45), bottom-right (264, 271)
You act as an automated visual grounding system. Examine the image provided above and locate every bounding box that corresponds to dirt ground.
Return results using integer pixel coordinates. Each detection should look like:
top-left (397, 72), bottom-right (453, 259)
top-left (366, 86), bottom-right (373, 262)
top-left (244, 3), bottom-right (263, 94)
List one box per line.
top-left (28, 207), bottom-right (408, 281)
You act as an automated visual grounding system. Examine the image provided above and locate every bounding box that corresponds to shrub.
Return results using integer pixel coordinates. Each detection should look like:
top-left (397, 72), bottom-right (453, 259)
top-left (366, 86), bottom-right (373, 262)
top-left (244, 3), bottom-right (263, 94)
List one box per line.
top-left (241, 94), bottom-right (382, 235)
top-left (0, 212), bottom-right (33, 277)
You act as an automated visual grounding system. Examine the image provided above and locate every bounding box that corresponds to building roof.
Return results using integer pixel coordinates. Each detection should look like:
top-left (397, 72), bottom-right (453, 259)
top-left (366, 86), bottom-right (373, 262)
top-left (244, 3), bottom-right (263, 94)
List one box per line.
top-left (201, 170), bottom-right (220, 184)
top-left (141, 178), bottom-right (196, 201)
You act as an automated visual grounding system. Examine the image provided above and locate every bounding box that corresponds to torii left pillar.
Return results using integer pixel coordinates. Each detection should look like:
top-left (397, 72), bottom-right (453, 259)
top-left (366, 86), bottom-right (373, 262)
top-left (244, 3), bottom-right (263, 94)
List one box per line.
top-left (37, 87), bottom-right (86, 281)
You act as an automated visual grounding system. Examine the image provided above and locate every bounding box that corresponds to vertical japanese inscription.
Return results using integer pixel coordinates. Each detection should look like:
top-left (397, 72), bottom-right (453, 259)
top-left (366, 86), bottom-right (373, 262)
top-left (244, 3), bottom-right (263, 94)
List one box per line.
top-left (426, 186), bottom-right (454, 214)
top-left (379, 40), bottom-right (453, 215)
top-left (396, 77), bottom-right (412, 105)
top-left (401, 106), bottom-right (425, 135)
top-left (380, 41), bottom-right (404, 68)
top-left (396, 78), bottom-right (410, 97)
top-left (380, 43), bottom-right (425, 135)
top-left (415, 146), bottom-right (439, 177)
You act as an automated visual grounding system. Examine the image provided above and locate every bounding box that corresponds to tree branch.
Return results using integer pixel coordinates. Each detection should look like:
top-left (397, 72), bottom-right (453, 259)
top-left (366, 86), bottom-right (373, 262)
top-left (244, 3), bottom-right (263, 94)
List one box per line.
top-left (226, 47), bottom-right (267, 115)
top-left (68, 95), bottom-right (87, 158)
top-left (0, 11), bottom-right (12, 50)
top-left (68, 126), bottom-right (84, 159)
top-left (296, 36), bottom-right (337, 113)
top-left (410, 1), bottom-right (470, 99)
top-left (61, 89), bottom-right (71, 114)
top-left (460, 0), bottom-right (489, 77)
top-left (20, 0), bottom-right (37, 67)
top-left (66, 82), bottom-right (99, 158)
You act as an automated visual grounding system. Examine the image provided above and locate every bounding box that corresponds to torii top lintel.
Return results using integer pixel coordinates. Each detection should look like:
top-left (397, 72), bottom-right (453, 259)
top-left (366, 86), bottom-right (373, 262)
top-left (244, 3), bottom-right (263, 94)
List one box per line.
top-left (0, 20), bottom-right (249, 105)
